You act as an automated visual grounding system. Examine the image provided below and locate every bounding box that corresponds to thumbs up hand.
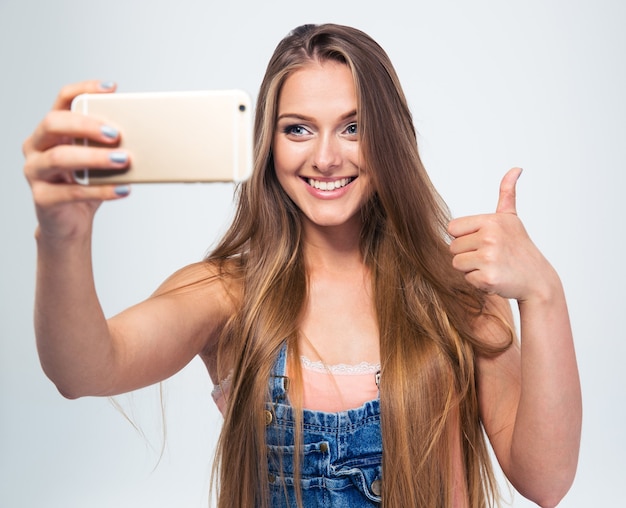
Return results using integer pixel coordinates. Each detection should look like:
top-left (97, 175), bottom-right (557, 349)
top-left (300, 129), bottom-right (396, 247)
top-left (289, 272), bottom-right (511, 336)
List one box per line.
top-left (448, 168), bottom-right (553, 302)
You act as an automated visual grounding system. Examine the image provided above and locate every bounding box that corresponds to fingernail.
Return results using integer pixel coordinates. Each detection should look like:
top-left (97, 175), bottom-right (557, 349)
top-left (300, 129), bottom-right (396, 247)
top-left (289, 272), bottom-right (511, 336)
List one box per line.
top-left (115, 185), bottom-right (130, 196)
top-left (101, 125), bottom-right (118, 139)
top-left (99, 81), bottom-right (115, 90)
top-left (109, 152), bottom-right (128, 164)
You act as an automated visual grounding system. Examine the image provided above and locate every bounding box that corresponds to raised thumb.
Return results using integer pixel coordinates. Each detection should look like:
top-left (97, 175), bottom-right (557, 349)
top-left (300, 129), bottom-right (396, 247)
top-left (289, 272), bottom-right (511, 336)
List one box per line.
top-left (496, 167), bottom-right (523, 214)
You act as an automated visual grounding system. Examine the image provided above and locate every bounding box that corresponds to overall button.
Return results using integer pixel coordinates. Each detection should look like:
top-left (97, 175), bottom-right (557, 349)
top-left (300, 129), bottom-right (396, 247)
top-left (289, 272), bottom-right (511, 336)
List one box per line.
top-left (319, 442), bottom-right (328, 453)
top-left (264, 409), bottom-right (273, 425)
top-left (371, 478), bottom-right (382, 497)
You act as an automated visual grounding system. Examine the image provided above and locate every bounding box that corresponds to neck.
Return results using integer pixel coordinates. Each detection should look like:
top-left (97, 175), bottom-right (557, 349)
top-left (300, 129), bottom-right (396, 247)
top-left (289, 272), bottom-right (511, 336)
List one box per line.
top-left (301, 218), bottom-right (364, 275)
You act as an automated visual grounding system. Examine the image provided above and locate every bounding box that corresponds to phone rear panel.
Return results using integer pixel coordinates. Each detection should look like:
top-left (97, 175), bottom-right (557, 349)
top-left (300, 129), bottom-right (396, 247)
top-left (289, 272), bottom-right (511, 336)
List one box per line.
top-left (71, 90), bottom-right (253, 184)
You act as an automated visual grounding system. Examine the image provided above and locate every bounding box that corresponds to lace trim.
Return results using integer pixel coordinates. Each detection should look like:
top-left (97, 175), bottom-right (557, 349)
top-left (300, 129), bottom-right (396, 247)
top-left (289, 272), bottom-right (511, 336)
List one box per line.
top-left (300, 355), bottom-right (381, 375)
top-left (211, 372), bottom-right (232, 400)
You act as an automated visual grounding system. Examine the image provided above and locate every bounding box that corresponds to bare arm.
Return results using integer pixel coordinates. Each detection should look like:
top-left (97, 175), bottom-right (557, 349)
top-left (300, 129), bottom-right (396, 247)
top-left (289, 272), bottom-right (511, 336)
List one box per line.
top-left (35, 245), bottom-right (226, 397)
top-left (24, 81), bottom-right (229, 398)
top-left (33, 227), bottom-right (114, 397)
top-left (475, 289), bottom-right (580, 508)
top-left (449, 168), bottom-right (582, 507)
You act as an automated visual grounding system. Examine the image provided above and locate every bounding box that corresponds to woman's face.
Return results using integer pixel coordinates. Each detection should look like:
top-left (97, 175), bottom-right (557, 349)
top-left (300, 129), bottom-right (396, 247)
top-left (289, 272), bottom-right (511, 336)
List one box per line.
top-left (273, 59), bottom-right (372, 234)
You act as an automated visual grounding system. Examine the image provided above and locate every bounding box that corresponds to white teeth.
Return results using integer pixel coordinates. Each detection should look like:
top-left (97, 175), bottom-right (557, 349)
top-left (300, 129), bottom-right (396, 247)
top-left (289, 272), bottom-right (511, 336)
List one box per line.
top-left (307, 177), bottom-right (352, 190)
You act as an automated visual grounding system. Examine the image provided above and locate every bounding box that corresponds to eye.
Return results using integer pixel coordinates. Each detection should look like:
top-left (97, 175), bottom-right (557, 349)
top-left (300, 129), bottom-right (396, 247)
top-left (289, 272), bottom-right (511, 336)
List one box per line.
top-left (344, 122), bottom-right (358, 136)
top-left (283, 124), bottom-right (311, 136)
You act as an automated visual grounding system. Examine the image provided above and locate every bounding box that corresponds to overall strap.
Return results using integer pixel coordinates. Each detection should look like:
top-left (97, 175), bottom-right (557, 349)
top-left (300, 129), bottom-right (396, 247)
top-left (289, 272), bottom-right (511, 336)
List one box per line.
top-left (269, 342), bottom-right (290, 403)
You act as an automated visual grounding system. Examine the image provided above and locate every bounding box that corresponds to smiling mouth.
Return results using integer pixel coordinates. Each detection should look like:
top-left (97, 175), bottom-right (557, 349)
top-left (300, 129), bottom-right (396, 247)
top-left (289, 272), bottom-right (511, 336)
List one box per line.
top-left (305, 177), bottom-right (356, 191)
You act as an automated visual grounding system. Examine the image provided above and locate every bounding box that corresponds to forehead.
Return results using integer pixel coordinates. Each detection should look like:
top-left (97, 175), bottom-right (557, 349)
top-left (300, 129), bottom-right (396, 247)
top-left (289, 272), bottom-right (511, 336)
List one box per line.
top-left (277, 60), bottom-right (357, 114)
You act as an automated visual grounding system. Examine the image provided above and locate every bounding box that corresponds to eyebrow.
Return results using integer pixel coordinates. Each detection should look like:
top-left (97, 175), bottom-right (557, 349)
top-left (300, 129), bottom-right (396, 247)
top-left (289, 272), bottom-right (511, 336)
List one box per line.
top-left (276, 109), bottom-right (357, 122)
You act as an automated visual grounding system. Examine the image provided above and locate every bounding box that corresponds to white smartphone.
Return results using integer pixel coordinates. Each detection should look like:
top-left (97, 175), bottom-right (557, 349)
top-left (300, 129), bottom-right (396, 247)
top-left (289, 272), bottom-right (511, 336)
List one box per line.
top-left (71, 90), bottom-right (253, 184)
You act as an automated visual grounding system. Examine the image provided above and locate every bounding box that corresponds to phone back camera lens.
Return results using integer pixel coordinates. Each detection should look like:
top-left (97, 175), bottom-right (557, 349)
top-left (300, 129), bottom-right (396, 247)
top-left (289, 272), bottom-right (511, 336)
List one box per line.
top-left (239, 104), bottom-right (246, 112)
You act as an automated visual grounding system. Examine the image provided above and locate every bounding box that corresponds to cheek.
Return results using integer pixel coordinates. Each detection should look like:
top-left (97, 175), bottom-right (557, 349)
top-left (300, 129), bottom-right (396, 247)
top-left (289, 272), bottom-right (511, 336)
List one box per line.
top-left (354, 145), bottom-right (366, 167)
top-left (272, 144), bottom-right (292, 179)
top-left (273, 136), bottom-right (311, 171)
top-left (271, 147), bottom-right (295, 196)
top-left (272, 156), bottom-right (291, 190)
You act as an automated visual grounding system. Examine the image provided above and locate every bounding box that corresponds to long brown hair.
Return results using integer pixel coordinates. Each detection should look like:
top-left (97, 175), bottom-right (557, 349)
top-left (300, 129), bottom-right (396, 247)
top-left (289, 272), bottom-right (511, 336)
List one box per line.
top-left (208, 23), bottom-right (511, 507)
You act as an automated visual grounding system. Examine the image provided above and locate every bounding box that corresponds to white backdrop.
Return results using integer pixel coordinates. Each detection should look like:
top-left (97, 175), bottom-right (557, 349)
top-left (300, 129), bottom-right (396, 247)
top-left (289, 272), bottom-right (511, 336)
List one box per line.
top-left (1, 1), bottom-right (624, 506)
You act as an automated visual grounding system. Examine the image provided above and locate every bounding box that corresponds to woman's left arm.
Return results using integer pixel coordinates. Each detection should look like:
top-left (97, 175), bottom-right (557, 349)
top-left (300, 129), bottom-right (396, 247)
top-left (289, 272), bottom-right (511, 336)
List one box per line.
top-left (448, 168), bottom-right (582, 507)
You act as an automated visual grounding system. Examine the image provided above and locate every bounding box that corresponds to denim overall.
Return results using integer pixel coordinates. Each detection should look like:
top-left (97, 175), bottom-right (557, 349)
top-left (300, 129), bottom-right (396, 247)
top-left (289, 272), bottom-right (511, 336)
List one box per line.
top-left (265, 344), bottom-right (383, 507)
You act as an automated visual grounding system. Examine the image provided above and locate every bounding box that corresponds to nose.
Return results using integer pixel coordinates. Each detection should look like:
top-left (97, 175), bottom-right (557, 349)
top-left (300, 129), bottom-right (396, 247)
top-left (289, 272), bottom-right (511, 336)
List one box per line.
top-left (312, 133), bottom-right (341, 174)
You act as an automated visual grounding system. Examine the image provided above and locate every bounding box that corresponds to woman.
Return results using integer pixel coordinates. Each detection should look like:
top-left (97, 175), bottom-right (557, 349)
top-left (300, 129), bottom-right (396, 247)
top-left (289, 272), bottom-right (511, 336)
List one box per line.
top-left (23, 24), bottom-right (581, 507)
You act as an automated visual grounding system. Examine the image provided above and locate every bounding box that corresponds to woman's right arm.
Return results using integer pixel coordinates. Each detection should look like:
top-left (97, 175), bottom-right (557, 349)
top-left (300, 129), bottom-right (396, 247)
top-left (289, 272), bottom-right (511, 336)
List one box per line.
top-left (23, 81), bottom-right (228, 398)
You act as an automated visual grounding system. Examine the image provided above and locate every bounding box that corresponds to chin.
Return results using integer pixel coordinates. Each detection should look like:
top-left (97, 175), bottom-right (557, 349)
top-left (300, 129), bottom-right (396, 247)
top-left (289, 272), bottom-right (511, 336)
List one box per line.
top-left (303, 212), bottom-right (362, 230)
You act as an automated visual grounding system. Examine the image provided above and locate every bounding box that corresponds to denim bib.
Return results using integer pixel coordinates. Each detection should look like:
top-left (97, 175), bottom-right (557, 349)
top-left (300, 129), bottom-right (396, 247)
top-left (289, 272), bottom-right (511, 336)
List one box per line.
top-left (265, 344), bottom-right (383, 506)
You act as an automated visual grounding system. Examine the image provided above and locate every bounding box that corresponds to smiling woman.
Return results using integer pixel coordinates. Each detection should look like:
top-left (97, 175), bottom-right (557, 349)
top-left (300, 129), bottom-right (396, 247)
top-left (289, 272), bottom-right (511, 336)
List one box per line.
top-left (22, 22), bottom-right (581, 508)
top-left (273, 59), bottom-right (371, 232)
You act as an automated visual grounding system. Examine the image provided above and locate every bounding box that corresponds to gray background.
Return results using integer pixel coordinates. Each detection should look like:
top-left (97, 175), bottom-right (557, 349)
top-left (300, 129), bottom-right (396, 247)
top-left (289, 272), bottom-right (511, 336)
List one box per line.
top-left (1, 0), bottom-right (624, 506)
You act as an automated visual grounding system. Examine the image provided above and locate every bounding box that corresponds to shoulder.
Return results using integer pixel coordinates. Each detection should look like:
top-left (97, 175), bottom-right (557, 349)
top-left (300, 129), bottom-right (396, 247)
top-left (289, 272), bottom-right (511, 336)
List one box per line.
top-left (148, 260), bottom-right (243, 353)
top-left (153, 260), bottom-right (242, 304)
top-left (100, 261), bottom-right (243, 394)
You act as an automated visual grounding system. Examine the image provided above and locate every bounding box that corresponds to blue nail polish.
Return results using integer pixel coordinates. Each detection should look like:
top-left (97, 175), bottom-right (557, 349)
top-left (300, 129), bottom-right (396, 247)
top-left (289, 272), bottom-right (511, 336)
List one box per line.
top-left (99, 81), bottom-right (115, 90)
top-left (101, 125), bottom-right (118, 139)
top-left (114, 185), bottom-right (130, 196)
top-left (109, 152), bottom-right (128, 164)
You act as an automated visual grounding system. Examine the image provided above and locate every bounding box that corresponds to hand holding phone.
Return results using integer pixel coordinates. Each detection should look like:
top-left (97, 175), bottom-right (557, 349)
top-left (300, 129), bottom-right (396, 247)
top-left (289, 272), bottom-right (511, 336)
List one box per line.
top-left (71, 90), bottom-right (253, 184)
